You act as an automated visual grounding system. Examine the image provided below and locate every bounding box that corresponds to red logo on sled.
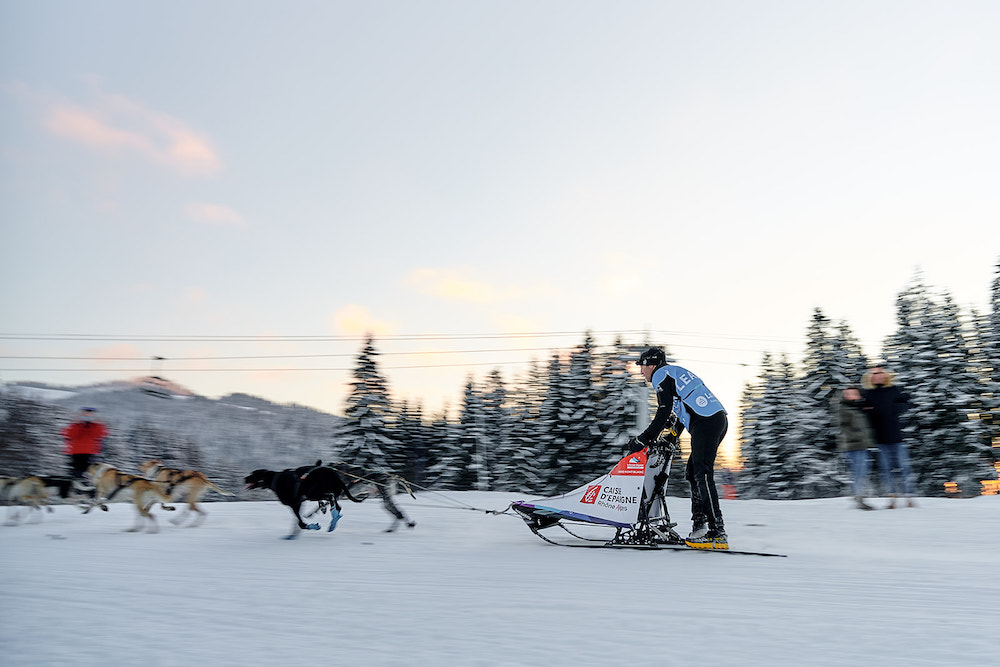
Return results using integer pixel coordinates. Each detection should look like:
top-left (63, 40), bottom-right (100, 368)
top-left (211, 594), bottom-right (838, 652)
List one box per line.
top-left (580, 485), bottom-right (601, 504)
top-left (610, 450), bottom-right (647, 476)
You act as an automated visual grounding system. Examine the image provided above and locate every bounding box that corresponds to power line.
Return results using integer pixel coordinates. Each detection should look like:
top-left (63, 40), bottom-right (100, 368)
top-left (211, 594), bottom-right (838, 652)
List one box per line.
top-left (0, 340), bottom-right (770, 362)
top-left (0, 328), bottom-right (804, 345)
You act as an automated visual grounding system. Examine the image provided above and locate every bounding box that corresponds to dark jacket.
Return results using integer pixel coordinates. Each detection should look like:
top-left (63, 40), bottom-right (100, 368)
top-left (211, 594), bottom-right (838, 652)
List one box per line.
top-left (833, 396), bottom-right (875, 452)
top-left (861, 385), bottom-right (910, 445)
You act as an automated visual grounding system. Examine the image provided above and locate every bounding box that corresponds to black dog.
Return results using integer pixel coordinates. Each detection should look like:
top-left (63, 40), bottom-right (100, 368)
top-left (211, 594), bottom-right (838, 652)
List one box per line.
top-left (244, 461), bottom-right (362, 539)
top-left (326, 462), bottom-right (416, 533)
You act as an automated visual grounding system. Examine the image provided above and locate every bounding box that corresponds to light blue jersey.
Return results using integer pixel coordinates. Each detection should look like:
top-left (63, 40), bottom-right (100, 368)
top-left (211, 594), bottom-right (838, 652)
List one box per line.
top-left (651, 365), bottom-right (726, 429)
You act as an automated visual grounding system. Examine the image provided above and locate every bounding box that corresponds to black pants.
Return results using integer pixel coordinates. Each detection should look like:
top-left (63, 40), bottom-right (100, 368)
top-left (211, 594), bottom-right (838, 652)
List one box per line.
top-left (685, 411), bottom-right (728, 530)
top-left (69, 453), bottom-right (93, 480)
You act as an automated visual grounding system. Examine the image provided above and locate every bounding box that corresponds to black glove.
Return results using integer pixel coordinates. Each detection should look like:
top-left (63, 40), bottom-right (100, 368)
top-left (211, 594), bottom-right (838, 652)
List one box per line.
top-left (627, 436), bottom-right (646, 453)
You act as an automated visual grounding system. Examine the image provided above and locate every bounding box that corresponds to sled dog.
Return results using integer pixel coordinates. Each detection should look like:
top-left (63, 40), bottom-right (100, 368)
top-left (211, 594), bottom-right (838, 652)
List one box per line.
top-left (0, 476), bottom-right (50, 525)
top-left (244, 461), bottom-right (364, 539)
top-left (139, 459), bottom-right (234, 527)
top-left (83, 463), bottom-right (176, 533)
top-left (326, 462), bottom-right (416, 533)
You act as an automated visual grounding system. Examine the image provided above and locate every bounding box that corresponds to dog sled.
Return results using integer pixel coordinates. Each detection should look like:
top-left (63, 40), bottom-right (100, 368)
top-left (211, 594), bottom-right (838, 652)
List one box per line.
top-left (510, 443), bottom-right (787, 557)
top-left (511, 441), bottom-right (687, 549)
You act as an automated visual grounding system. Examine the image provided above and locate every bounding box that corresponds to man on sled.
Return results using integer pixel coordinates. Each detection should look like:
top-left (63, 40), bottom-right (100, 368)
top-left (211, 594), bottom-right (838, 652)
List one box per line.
top-left (632, 347), bottom-right (729, 550)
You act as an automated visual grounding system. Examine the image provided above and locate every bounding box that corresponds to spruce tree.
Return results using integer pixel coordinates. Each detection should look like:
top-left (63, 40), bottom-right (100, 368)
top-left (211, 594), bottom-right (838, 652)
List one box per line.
top-left (883, 279), bottom-right (997, 495)
top-left (796, 309), bottom-right (860, 497)
top-left (560, 333), bottom-right (605, 487)
top-left (738, 354), bottom-right (826, 499)
top-left (394, 400), bottom-right (430, 485)
top-left (334, 335), bottom-right (395, 471)
top-left (595, 337), bottom-right (642, 469)
top-left (461, 378), bottom-right (490, 490)
top-left (423, 406), bottom-right (470, 490)
top-left (536, 353), bottom-right (572, 493)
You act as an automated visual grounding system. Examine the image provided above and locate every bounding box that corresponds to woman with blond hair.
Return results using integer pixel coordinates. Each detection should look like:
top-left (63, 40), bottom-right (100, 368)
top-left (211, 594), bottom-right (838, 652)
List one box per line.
top-left (861, 366), bottom-right (916, 508)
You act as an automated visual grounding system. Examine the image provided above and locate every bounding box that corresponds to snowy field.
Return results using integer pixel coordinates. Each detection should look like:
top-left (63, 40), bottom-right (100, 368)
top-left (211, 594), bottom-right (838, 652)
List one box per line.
top-left (1, 491), bottom-right (997, 667)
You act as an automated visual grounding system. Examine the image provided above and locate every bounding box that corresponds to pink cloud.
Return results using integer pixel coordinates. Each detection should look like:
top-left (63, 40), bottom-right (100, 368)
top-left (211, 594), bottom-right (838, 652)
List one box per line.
top-left (185, 202), bottom-right (245, 226)
top-left (40, 90), bottom-right (221, 176)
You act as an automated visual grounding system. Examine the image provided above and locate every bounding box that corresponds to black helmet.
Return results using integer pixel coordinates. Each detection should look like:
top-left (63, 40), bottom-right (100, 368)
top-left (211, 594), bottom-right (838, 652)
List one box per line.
top-left (637, 347), bottom-right (666, 367)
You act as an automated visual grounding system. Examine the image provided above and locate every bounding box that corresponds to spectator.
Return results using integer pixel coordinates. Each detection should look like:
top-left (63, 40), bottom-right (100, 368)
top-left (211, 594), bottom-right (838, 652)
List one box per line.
top-left (861, 366), bottom-right (916, 508)
top-left (833, 387), bottom-right (876, 510)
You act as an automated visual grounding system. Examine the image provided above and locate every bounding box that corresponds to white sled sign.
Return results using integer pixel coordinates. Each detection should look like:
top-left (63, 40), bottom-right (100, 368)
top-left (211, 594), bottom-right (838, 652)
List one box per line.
top-left (515, 450), bottom-right (647, 527)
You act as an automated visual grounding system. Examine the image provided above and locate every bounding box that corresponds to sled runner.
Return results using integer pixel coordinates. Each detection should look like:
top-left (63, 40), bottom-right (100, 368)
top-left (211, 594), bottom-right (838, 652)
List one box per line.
top-left (511, 442), bottom-right (786, 558)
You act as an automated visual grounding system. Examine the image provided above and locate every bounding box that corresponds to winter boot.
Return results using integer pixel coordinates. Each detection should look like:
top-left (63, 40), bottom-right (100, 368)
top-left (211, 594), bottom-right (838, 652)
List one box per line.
top-left (686, 526), bottom-right (728, 550)
top-left (688, 514), bottom-right (708, 540)
top-left (855, 496), bottom-right (875, 511)
top-left (327, 508), bottom-right (342, 532)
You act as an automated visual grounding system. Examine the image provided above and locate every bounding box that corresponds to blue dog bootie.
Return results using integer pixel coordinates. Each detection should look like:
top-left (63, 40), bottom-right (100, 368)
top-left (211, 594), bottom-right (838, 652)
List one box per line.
top-left (328, 509), bottom-right (342, 532)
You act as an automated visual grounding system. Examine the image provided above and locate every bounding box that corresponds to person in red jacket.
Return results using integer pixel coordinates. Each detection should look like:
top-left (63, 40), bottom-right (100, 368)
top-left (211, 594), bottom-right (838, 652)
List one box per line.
top-left (61, 407), bottom-right (108, 490)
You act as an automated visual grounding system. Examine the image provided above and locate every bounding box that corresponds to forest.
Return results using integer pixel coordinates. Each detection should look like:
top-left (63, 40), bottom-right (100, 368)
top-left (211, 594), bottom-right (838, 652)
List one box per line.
top-left (2, 263), bottom-right (997, 499)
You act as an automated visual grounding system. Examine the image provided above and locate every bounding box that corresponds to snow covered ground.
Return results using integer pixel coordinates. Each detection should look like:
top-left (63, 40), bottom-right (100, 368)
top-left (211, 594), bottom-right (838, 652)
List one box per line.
top-left (1, 491), bottom-right (997, 666)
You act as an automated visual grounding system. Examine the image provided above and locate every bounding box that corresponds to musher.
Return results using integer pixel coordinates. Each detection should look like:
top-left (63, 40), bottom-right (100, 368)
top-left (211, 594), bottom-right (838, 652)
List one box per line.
top-left (61, 407), bottom-right (107, 493)
top-left (632, 347), bottom-right (729, 550)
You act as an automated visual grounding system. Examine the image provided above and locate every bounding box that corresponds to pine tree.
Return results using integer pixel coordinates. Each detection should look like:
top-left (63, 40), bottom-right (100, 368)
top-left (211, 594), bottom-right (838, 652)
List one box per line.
top-left (423, 406), bottom-right (471, 490)
top-left (883, 279), bottom-right (997, 496)
top-left (974, 260), bottom-right (1000, 477)
top-left (738, 354), bottom-right (826, 499)
top-left (435, 381), bottom-right (477, 491)
top-left (480, 370), bottom-right (521, 491)
top-left (559, 333), bottom-right (605, 488)
top-left (536, 353), bottom-right (571, 493)
top-left (460, 378), bottom-right (493, 491)
top-left (394, 400), bottom-right (430, 486)
top-left (796, 309), bottom-right (860, 497)
top-left (334, 335), bottom-right (395, 471)
top-left (595, 337), bottom-right (643, 469)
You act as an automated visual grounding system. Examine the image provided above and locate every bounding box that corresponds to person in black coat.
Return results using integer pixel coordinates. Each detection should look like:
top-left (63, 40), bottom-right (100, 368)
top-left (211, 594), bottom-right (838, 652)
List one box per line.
top-left (861, 366), bottom-right (916, 508)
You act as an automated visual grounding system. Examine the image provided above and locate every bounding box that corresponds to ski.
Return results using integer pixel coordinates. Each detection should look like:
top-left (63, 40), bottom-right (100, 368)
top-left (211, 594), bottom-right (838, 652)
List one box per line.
top-left (528, 526), bottom-right (787, 557)
top-left (534, 534), bottom-right (785, 556)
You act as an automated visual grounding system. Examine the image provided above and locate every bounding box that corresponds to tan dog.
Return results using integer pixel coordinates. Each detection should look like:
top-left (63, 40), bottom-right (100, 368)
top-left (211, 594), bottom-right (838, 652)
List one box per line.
top-left (139, 459), bottom-right (234, 527)
top-left (0, 476), bottom-right (50, 525)
top-left (83, 463), bottom-right (175, 533)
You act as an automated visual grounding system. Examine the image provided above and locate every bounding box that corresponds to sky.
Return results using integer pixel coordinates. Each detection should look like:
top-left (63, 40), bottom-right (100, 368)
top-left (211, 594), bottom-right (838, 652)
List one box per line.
top-left (1, 1), bottom-right (999, 460)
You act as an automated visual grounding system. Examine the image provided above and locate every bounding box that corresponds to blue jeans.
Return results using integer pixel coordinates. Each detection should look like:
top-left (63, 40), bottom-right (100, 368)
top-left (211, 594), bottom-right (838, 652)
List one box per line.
top-left (843, 449), bottom-right (871, 496)
top-left (877, 442), bottom-right (915, 496)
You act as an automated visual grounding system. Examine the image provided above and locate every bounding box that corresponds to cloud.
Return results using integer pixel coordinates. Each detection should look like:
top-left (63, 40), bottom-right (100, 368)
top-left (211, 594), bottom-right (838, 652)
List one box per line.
top-left (330, 304), bottom-right (395, 336)
top-left (185, 202), bottom-right (245, 226)
top-left (405, 267), bottom-right (547, 304)
top-left (594, 252), bottom-right (643, 297)
top-left (26, 83), bottom-right (222, 176)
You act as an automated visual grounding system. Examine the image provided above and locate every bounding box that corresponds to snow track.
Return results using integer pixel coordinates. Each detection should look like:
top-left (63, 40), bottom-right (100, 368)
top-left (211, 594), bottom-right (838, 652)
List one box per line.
top-left (2, 494), bottom-right (997, 666)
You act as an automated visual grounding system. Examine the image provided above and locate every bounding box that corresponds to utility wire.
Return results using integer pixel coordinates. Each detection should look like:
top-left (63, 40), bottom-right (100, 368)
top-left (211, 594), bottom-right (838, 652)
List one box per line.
top-left (0, 328), bottom-right (804, 344)
top-left (0, 341), bottom-right (769, 362)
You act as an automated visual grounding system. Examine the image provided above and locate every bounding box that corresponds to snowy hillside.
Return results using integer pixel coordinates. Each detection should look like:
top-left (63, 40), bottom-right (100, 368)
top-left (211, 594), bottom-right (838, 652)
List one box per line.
top-left (1, 493), bottom-right (996, 666)
top-left (1, 380), bottom-right (345, 482)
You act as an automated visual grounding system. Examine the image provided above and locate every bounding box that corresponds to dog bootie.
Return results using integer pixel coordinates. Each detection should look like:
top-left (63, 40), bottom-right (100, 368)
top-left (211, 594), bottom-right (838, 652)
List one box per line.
top-left (328, 509), bottom-right (342, 532)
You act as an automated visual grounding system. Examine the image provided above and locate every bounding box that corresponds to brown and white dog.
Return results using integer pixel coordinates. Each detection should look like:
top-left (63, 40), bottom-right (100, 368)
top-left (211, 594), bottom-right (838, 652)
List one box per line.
top-left (139, 459), bottom-right (234, 527)
top-left (0, 476), bottom-right (50, 525)
top-left (82, 463), bottom-right (176, 532)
